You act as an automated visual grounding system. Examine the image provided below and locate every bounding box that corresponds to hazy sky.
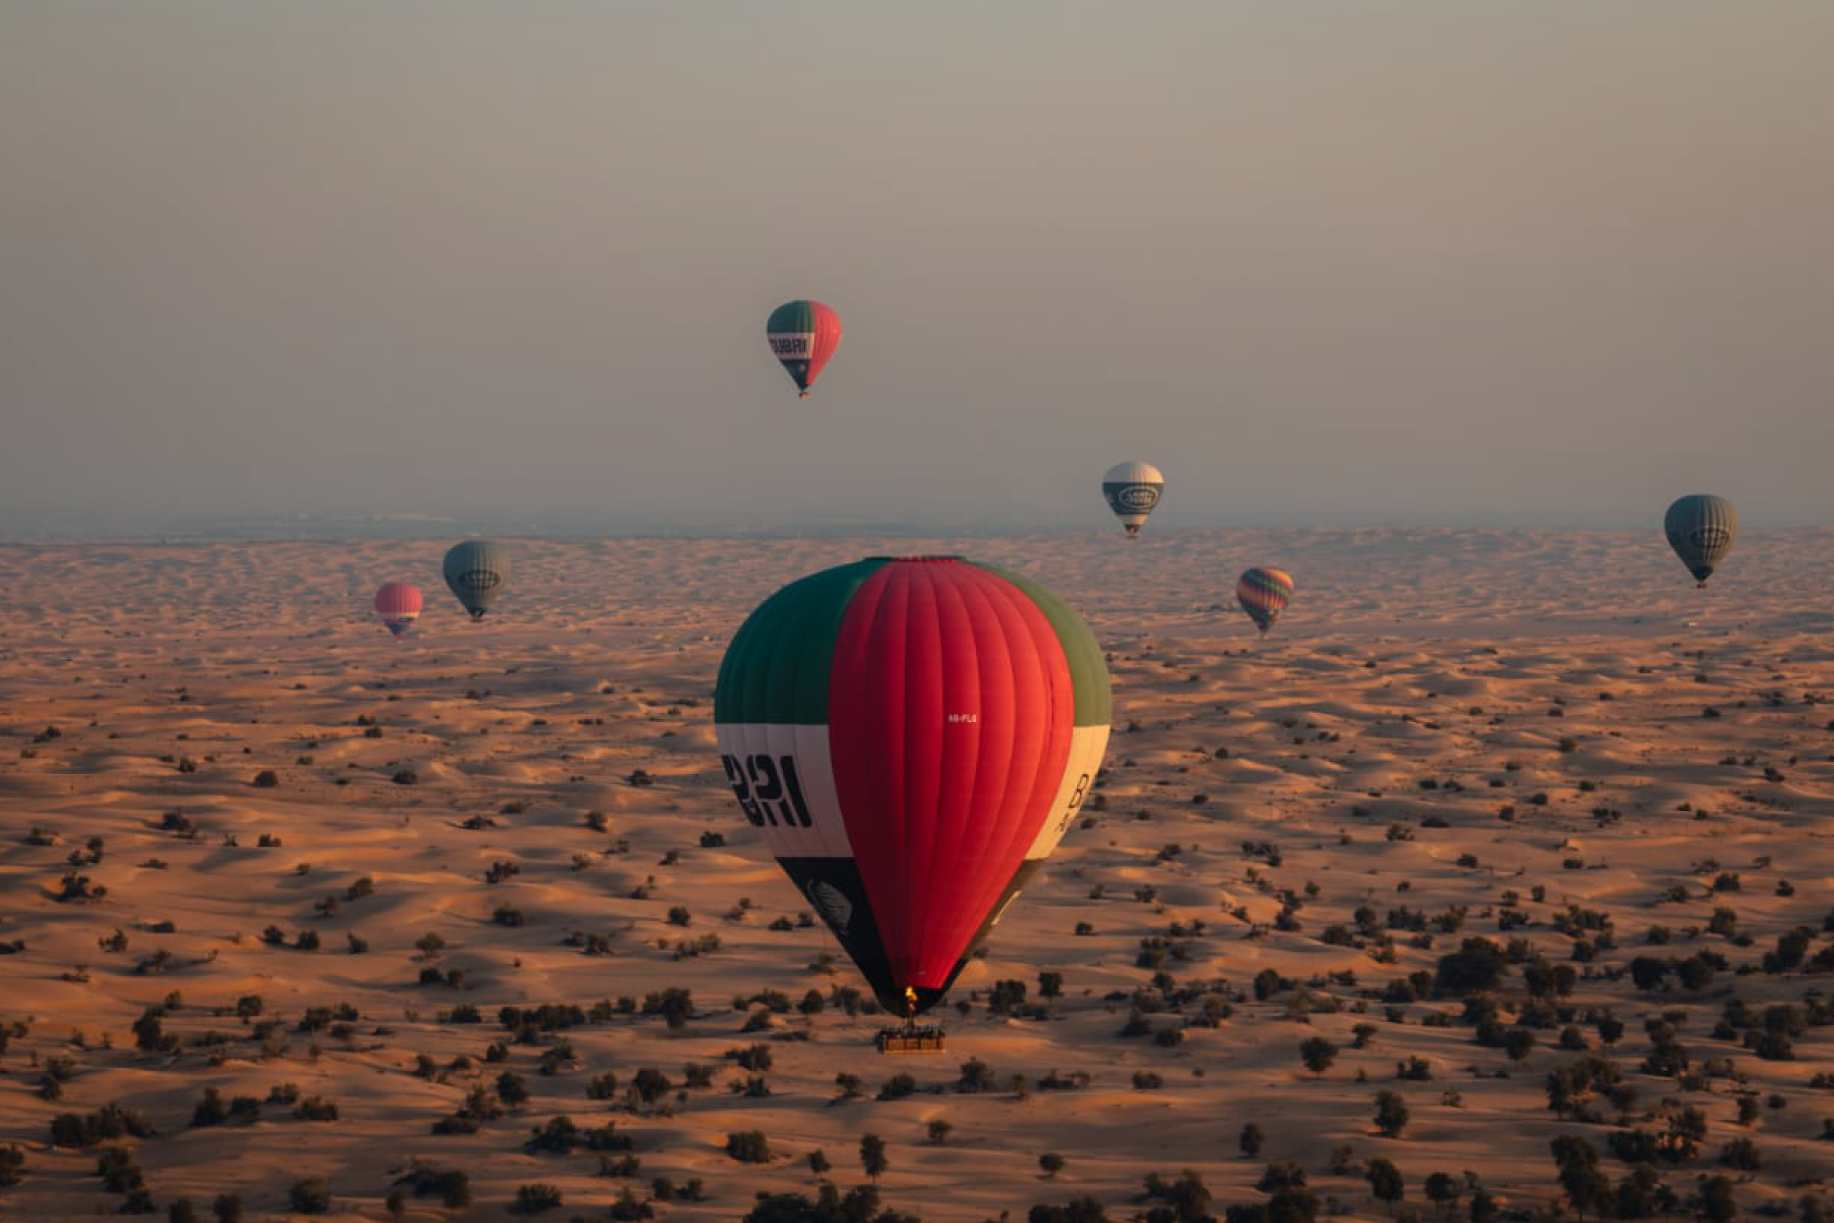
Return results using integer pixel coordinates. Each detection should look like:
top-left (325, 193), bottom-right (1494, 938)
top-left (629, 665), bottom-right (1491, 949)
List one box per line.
top-left (2, 2), bottom-right (1830, 532)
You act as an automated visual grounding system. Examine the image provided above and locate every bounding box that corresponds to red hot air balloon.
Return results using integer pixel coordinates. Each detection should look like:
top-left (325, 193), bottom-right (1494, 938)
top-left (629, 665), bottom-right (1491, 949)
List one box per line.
top-left (715, 557), bottom-right (1111, 1023)
top-left (765, 300), bottom-right (842, 397)
top-left (374, 581), bottom-right (423, 638)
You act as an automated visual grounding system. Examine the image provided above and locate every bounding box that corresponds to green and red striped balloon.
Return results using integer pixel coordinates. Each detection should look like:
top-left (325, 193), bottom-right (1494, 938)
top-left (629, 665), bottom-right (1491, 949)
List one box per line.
top-left (765, 299), bottom-right (842, 397)
top-left (714, 557), bottom-right (1111, 1017)
top-left (1235, 567), bottom-right (1294, 634)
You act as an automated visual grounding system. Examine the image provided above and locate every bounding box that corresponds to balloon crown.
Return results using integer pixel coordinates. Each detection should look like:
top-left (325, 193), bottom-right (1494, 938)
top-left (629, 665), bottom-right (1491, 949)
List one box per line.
top-left (863, 555), bottom-right (967, 564)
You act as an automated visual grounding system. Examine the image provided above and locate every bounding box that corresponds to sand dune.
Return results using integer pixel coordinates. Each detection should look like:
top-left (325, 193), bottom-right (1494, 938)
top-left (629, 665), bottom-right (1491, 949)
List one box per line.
top-left (1, 529), bottom-right (1832, 1221)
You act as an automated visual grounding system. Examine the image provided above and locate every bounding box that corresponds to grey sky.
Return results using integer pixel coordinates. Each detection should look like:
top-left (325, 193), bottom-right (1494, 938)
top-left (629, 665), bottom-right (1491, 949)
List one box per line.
top-left (2, 2), bottom-right (1830, 533)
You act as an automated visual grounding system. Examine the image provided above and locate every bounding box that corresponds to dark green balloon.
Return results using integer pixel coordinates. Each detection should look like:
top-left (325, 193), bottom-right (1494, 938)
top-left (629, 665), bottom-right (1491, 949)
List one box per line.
top-left (1663, 495), bottom-right (1737, 587)
top-left (443, 540), bottom-right (510, 619)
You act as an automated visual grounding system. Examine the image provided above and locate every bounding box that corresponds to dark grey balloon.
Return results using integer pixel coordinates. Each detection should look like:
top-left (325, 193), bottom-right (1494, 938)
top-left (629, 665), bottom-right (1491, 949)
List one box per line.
top-left (442, 540), bottom-right (510, 619)
top-left (1663, 495), bottom-right (1737, 587)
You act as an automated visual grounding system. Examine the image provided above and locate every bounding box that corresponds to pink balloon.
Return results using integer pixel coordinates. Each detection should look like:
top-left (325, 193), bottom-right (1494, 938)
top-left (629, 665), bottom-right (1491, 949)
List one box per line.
top-left (374, 581), bottom-right (424, 638)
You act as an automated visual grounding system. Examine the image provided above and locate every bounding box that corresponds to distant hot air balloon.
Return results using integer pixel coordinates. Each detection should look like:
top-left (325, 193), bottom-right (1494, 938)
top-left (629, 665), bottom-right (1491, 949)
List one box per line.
top-left (1101, 461), bottom-right (1164, 537)
top-left (1235, 568), bottom-right (1294, 634)
top-left (765, 299), bottom-right (842, 397)
top-left (442, 540), bottom-right (510, 620)
top-left (373, 581), bottom-right (423, 638)
top-left (1663, 495), bottom-right (1737, 587)
top-left (715, 557), bottom-right (1111, 1020)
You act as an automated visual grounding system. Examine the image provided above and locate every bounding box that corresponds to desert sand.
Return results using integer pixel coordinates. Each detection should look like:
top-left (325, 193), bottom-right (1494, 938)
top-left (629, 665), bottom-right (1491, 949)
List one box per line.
top-left (1, 528), bottom-right (1831, 1222)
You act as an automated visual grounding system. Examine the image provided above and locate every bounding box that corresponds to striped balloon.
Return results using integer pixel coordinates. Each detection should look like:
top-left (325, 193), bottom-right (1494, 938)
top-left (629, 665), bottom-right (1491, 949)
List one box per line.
top-left (1101, 460), bottom-right (1164, 538)
top-left (1663, 495), bottom-right (1737, 587)
top-left (715, 557), bottom-right (1111, 1017)
top-left (765, 300), bottom-right (842, 397)
top-left (442, 540), bottom-right (510, 620)
top-left (373, 581), bottom-right (423, 638)
top-left (1235, 567), bottom-right (1294, 634)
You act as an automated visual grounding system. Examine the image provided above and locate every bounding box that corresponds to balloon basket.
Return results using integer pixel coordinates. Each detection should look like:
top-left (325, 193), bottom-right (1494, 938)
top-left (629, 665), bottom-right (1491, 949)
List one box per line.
top-left (875, 1025), bottom-right (946, 1054)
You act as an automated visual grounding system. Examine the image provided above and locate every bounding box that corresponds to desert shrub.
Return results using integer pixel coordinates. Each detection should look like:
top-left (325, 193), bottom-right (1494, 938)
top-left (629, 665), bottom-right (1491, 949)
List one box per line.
top-left (50, 1104), bottom-right (156, 1148)
top-left (641, 988), bottom-right (694, 1030)
top-left (1720, 1137), bottom-right (1761, 1171)
top-left (599, 1153), bottom-right (642, 1178)
top-left (190, 1089), bottom-right (229, 1127)
top-left (513, 1184), bottom-right (563, 1213)
top-left (957, 1057), bottom-right (998, 1093)
top-left (1142, 1170), bottom-right (1211, 1218)
top-left (1374, 1090), bottom-right (1409, 1136)
top-left (728, 1044), bottom-right (773, 1072)
top-left (96, 1145), bottom-right (145, 1193)
top-left (1258, 1160), bottom-right (1307, 1192)
top-left (1396, 1056), bottom-right (1432, 1081)
top-left (878, 1073), bottom-right (917, 1101)
top-left (291, 1092), bottom-right (339, 1122)
top-left (387, 1164), bottom-right (467, 1208)
top-left (1028, 1197), bottom-right (1111, 1223)
top-left (56, 872), bottom-right (107, 902)
top-left (1764, 928), bottom-right (1815, 974)
top-left (727, 1130), bottom-right (772, 1163)
top-left (494, 1071), bottom-right (530, 1107)
top-left (859, 1132), bottom-right (888, 1180)
top-left (630, 1068), bottom-right (673, 1105)
top-left (988, 979), bottom-right (1029, 1014)
top-left (1365, 1156), bottom-right (1404, 1210)
top-left (1435, 938), bottom-right (1508, 994)
top-left (288, 1177), bottom-right (331, 1213)
top-left (1299, 1037), bottom-right (1338, 1077)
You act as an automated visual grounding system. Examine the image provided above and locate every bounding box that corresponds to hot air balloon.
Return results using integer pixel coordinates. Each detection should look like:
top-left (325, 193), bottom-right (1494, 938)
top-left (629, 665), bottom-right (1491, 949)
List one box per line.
top-left (442, 540), bottom-right (510, 620)
top-left (765, 299), bottom-right (842, 398)
top-left (714, 557), bottom-right (1111, 1023)
top-left (1101, 461), bottom-right (1164, 537)
top-left (373, 581), bottom-right (423, 638)
top-left (1663, 495), bottom-right (1737, 587)
top-left (1236, 568), bottom-right (1294, 634)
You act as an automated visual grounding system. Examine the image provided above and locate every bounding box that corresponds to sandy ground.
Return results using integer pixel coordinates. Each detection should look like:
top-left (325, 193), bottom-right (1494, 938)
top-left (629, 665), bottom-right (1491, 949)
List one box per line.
top-left (1, 528), bottom-right (1831, 1222)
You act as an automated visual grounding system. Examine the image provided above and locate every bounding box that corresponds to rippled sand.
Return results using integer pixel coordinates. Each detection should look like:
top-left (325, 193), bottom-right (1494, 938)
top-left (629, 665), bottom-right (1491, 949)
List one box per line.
top-left (1, 529), bottom-right (1831, 1221)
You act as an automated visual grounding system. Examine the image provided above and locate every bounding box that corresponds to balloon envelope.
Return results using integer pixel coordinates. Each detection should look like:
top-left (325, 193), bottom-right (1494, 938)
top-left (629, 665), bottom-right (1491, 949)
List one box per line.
top-left (714, 556), bottom-right (1111, 1016)
top-left (1663, 495), bottom-right (1737, 586)
top-left (373, 581), bottom-right (423, 638)
top-left (442, 540), bottom-right (510, 619)
top-left (1236, 568), bottom-right (1294, 634)
top-left (766, 300), bottom-right (842, 397)
top-left (1101, 460), bottom-right (1164, 537)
